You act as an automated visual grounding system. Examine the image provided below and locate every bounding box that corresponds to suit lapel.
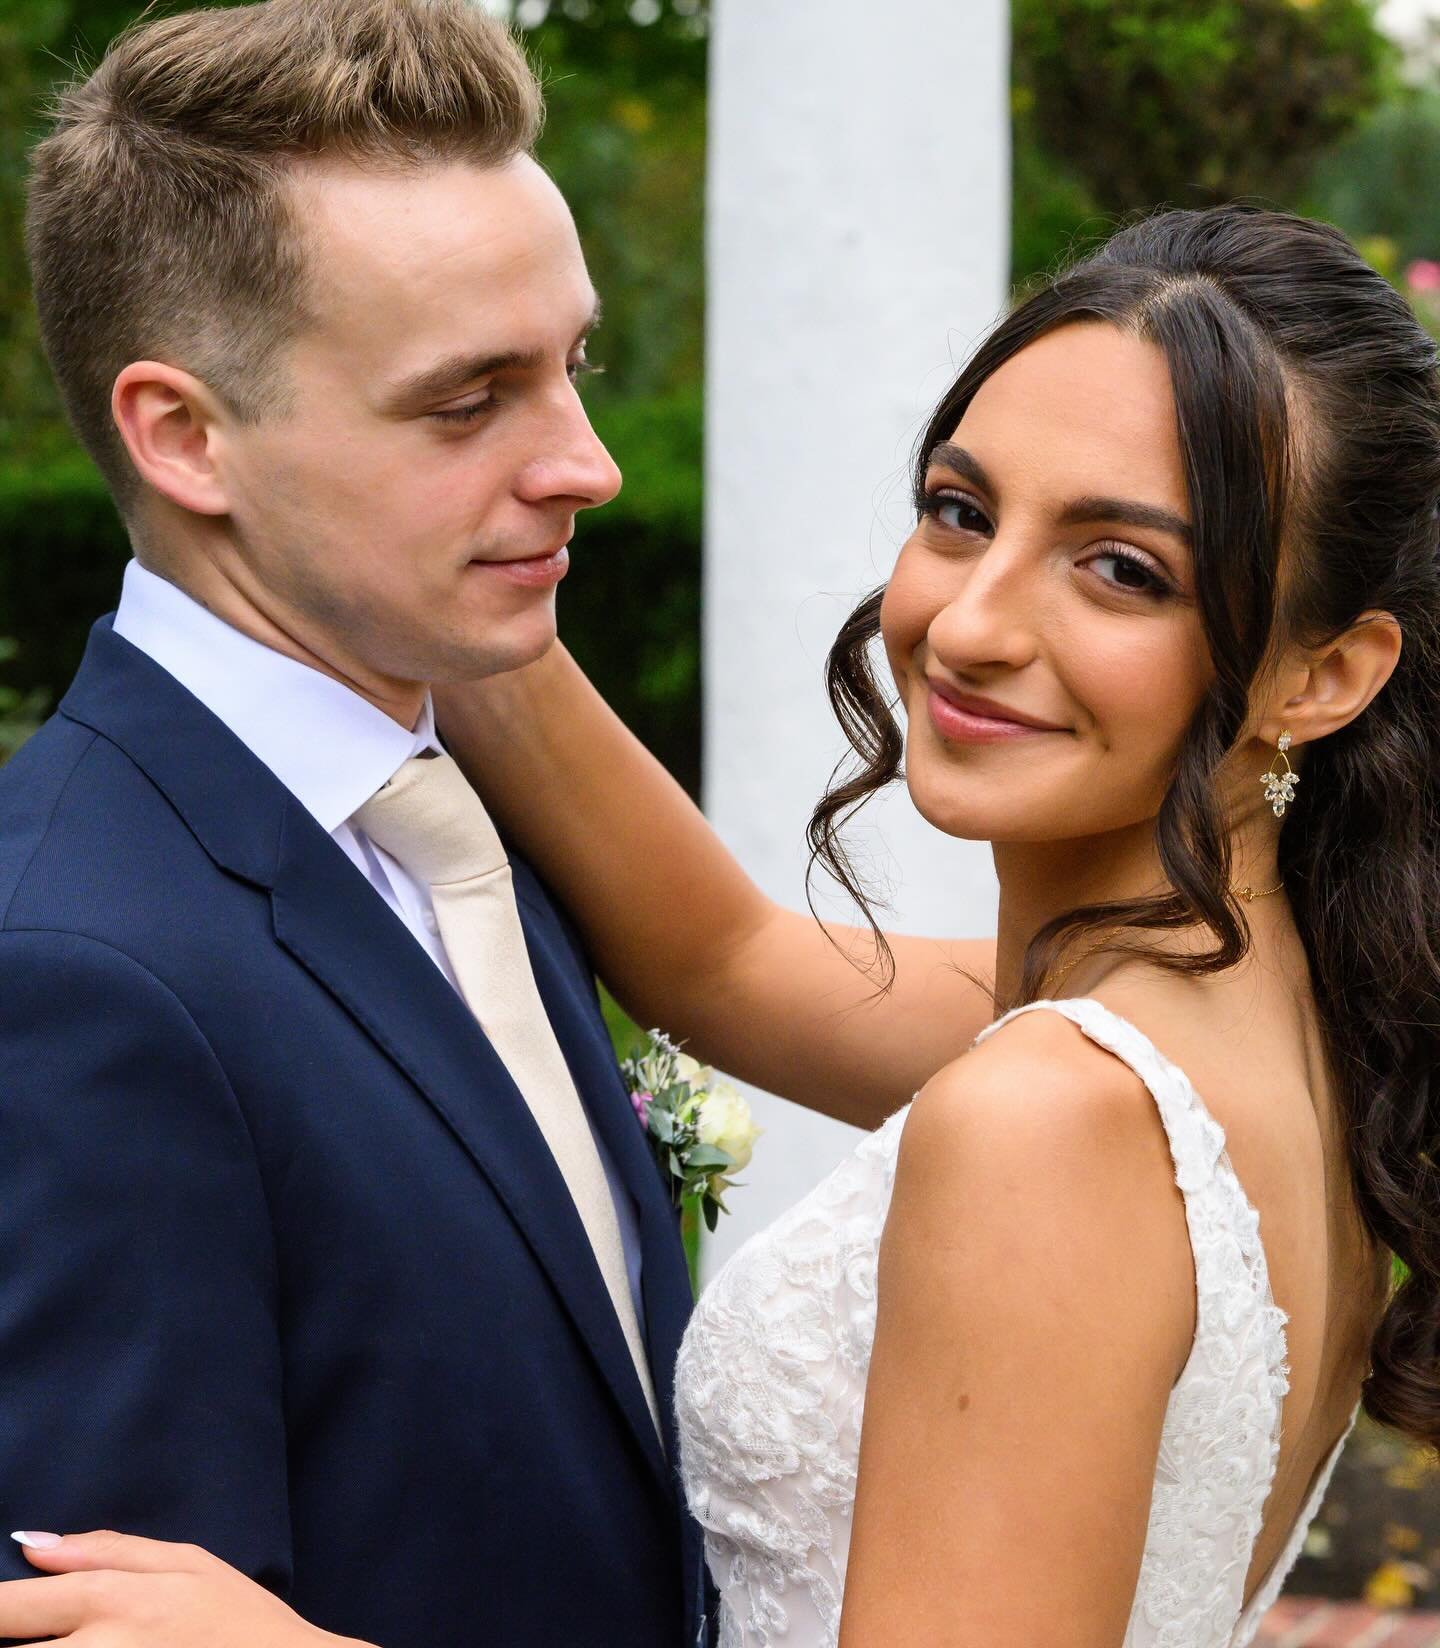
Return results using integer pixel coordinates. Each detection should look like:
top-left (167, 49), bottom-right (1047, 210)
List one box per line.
top-left (514, 878), bottom-right (705, 1637)
top-left (513, 870), bottom-right (695, 1465)
top-left (269, 804), bottom-right (673, 1489)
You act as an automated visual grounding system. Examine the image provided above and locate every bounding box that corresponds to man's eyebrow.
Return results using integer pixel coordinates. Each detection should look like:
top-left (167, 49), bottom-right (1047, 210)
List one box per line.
top-left (924, 441), bottom-right (1192, 544)
top-left (379, 298), bottom-right (604, 412)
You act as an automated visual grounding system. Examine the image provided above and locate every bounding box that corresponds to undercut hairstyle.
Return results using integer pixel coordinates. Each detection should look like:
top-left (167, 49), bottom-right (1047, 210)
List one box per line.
top-left (810, 206), bottom-right (1440, 1451)
top-left (24, 0), bottom-right (543, 507)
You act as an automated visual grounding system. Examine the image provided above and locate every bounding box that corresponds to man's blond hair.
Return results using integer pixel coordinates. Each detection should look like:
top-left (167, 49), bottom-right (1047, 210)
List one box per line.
top-left (25, 0), bottom-right (543, 506)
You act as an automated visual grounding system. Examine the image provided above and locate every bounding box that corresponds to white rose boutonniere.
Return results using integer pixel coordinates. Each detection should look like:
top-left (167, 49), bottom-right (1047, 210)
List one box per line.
top-left (693, 1083), bottom-right (757, 1174)
top-left (621, 1030), bottom-right (761, 1231)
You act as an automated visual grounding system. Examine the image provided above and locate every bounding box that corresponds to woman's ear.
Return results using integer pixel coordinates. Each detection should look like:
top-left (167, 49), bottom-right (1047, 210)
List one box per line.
top-left (112, 361), bottom-right (233, 518)
top-left (1257, 612), bottom-right (1402, 751)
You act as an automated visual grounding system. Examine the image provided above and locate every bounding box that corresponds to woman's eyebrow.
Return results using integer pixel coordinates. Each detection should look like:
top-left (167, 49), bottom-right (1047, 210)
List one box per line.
top-left (1057, 495), bottom-right (1193, 545)
top-left (925, 442), bottom-right (993, 494)
top-left (926, 443), bottom-right (1192, 545)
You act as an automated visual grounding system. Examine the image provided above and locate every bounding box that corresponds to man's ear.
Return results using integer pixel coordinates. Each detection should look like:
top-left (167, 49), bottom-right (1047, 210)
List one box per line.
top-left (112, 362), bottom-right (232, 518)
top-left (1256, 612), bottom-right (1402, 752)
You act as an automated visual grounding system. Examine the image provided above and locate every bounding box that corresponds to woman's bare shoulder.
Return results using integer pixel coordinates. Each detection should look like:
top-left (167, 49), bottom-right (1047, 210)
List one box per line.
top-left (887, 1000), bottom-right (1196, 1384)
top-left (902, 1003), bottom-right (1174, 1204)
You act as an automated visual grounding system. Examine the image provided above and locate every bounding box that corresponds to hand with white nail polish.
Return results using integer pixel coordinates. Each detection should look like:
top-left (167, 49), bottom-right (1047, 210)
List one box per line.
top-left (0, 1529), bottom-right (377, 1646)
top-left (12, 1530), bottom-right (63, 1551)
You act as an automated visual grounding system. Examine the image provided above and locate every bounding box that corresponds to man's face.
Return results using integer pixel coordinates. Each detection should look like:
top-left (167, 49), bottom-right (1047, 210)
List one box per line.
top-left (213, 154), bottom-right (620, 691)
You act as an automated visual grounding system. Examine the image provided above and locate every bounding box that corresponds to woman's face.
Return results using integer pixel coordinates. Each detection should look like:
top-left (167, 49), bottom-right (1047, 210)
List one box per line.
top-left (882, 321), bottom-right (1213, 846)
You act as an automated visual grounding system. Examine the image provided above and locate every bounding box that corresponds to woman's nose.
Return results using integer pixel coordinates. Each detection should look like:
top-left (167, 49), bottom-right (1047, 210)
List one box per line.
top-left (926, 539), bottom-right (1041, 674)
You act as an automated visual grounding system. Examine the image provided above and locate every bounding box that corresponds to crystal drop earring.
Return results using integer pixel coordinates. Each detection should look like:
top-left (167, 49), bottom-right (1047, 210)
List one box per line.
top-left (1261, 729), bottom-right (1299, 819)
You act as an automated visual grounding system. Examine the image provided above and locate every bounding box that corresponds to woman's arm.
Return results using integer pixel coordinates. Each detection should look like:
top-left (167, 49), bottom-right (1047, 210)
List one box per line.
top-left (838, 1012), bottom-right (1194, 1644)
top-left (435, 644), bottom-right (996, 1130)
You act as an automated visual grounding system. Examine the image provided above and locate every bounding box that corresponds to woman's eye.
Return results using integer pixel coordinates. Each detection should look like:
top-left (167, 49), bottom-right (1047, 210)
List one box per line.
top-left (569, 358), bottom-right (605, 386)
top-left (1086, 547), bottom-right (1171, 597)
top-left (920, 491), bottom-right (991, 534)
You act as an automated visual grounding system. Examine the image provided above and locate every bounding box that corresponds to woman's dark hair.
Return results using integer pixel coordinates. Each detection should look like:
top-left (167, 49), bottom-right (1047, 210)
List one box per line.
top-left (809, 206), bottom-right (1440, 1448)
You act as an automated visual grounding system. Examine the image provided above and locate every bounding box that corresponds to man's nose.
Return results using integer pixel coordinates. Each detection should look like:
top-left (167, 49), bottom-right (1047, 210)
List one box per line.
top-left (520, 392), bottom-right (622, 510)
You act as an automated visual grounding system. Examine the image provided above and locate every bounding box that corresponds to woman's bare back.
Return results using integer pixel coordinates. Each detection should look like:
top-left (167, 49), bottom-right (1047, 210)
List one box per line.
top-left (1095, 949), bottom-right (1388, 1606)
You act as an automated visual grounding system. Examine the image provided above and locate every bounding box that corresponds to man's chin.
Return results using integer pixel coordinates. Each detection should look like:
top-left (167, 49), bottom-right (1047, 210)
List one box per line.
top-left (427, 618), bottom-right (560, 686)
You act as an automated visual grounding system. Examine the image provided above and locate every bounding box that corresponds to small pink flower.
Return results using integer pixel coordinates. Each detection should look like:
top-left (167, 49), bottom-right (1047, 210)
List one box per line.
top-left (1407, 259), bottom-right (1440, 292)
top-left (631, 1090), bottom-right (653, 1124)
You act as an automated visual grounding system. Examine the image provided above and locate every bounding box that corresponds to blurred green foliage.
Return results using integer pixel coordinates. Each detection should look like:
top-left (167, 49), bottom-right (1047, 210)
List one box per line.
top-left (518, 0), bottom-right (706, 401)
top-left (0, 2), bottom-right (147, 461)
top-left (0, 639), bottom-right (47, 760)
top-left (1010, 0), bottom-right (1395, 281)
top-left (0, 0), bottom-right (1430, 783)
top-left (1303, 86), bottom-right (1440, 267)
top-left (518, 0), bottom-right (706, 790)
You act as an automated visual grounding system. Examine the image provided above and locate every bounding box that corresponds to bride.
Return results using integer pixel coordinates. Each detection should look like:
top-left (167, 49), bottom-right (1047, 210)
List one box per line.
top-left (6, 205), bottom-right (1438, 1647)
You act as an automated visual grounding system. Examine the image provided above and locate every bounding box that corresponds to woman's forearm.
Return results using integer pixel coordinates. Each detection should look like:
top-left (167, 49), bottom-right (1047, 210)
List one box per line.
top-left (435, 645), bottom-right (996, 1125)
top-left (436, 644), bottom-right (773, 1022)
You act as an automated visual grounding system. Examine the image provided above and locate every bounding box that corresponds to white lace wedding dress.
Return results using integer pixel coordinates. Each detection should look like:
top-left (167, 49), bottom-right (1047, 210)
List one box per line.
top-left (674, 998), bottom-right (1355, 1648)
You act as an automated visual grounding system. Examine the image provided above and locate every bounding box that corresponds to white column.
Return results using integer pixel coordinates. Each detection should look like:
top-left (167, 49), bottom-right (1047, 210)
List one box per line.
top-left (703, 0), bottom-right (1010, 1277)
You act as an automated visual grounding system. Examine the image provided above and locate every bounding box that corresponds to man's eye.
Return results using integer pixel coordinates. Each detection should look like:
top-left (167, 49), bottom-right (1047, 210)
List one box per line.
top-left (430, 398), bottom-right (495, 426)
top-left (569, 359), bottom-right (605, 385)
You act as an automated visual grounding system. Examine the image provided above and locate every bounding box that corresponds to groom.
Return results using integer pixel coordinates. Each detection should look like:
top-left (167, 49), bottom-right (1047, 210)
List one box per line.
top-left (0, 1), bottom-right (707, 1643)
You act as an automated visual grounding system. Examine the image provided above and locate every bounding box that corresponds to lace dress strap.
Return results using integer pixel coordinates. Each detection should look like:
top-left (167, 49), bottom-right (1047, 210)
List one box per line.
top-left (974, 996), bottom-right (1232, 1196)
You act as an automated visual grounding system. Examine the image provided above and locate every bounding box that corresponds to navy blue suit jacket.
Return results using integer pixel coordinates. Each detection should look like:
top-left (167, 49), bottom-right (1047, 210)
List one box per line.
top-left (0, 620), bottom-right (707, 1646)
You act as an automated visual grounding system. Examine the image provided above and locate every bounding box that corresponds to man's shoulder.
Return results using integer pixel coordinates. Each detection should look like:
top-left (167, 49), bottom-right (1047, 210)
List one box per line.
top-left (0, 708), bottom-right (219, 931)
top-left (0, 709), bottom-right (106, 884)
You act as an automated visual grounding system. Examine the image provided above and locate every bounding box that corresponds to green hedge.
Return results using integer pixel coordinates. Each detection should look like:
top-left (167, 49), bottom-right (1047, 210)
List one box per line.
top-left (0, 390), bottom-right (704, 788)
top-left (0, 452), bottom-right (128, 722)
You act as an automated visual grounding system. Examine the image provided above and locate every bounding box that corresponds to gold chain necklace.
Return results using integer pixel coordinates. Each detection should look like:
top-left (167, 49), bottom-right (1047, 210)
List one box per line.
top-left (1049, 880), bottom-right (1285, 994)
top-left (1235, 881), bottom-right (1284, 902)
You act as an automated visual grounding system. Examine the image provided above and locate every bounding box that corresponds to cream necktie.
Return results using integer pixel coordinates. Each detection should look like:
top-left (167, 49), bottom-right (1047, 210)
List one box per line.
top-left (353, 753), bottom-right (659, 1433)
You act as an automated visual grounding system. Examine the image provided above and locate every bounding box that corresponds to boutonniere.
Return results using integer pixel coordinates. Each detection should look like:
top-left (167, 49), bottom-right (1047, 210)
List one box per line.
top-left (621, 1030), bottom-right (761, 1232)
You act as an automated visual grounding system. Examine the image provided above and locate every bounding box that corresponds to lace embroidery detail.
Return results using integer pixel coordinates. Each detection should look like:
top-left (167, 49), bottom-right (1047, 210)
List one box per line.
top-left (1232, 1409), bottom-right (1356, 1648)
top-left (674, 998), bottom-right (1350, 1648)
top-left (675, 1109), bottom-right (908, 1646)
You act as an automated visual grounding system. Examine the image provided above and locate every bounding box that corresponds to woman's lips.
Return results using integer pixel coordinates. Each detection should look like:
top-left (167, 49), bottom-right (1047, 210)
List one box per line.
top-left (925, 682), bottom-right (1067, 745)
top-left (469, 545), bottom-right (571, 589)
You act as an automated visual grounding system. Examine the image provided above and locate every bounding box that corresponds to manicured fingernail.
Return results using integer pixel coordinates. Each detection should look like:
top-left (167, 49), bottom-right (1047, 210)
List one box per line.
top-left (10, 1532), bottom-right (62, 1550)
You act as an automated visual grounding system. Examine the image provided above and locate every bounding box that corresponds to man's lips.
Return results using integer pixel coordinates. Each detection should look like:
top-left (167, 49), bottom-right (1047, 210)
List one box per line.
top-left (467, 544), bottom-right (571, 589)
top-left (925, 679), bottom-right (1069, 743)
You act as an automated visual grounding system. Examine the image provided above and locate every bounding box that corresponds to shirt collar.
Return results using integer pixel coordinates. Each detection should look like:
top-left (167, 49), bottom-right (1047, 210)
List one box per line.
top-left (112, 558), bottom-right (442, 834)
